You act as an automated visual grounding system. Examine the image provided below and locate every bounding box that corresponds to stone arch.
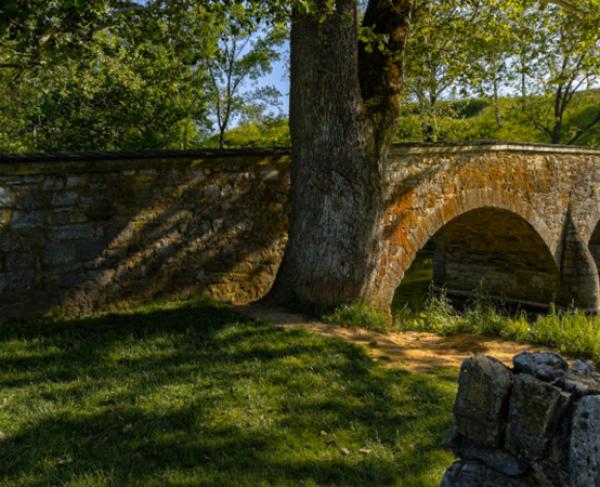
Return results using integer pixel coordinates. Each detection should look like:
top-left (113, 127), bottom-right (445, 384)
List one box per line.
top-left (377, 189), bottom-right (560, 311)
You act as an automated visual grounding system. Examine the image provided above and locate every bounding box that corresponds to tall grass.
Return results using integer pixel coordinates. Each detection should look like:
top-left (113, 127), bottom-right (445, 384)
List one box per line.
top-left (322, 303), bottom-right (390, 332)
top-left (394, 286), bottom-right (600, 361)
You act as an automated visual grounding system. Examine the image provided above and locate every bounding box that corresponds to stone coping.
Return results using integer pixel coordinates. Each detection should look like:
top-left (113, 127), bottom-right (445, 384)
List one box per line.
top-left (391, 141), bottom-right (600, 156)
top-left (0, 147), bottom-right (291, 164)
top-left (1, 142), bottom-right (598, 165)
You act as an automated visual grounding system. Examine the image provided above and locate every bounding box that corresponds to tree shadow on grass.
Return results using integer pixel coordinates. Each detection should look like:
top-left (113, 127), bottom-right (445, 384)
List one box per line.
top-left (0, 299), bottom-right (457, 486)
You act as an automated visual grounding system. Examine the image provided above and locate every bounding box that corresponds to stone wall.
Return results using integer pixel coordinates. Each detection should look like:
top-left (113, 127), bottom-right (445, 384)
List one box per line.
top-left (442, 352), bottom-right (600, 487)
top-left (0, 150), bottom-right (290, 322)
top-left (2, 143), bottom-right (600, 323)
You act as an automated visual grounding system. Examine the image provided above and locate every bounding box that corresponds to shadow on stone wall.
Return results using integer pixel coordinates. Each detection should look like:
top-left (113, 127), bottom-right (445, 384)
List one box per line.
top-left (0, 152), bottom-right (289, 322)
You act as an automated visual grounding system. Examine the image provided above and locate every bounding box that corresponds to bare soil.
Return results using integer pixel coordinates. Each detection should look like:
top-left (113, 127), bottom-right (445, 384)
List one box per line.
top-left (236, 304), bottom-right (547, 372)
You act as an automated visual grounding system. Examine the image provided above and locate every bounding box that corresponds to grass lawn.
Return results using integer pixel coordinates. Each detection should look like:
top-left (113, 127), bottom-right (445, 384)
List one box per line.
top-left (0, 298), bottom-right (456, 487)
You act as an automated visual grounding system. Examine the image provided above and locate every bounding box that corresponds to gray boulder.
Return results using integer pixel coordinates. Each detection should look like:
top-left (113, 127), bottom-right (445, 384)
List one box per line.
top-left (440, 461), bottom-right (534, 487)
top-left (505, 373), bottom-right (570, 461)
top-left (513, 351), bottom-right (568, 382)
top-left (453, 356), bottom-right (513, 447)
top-left (557, 370), bottom-right (600, 397)
top-left (571, 359), bottom-right (595, 376)
top-left (569, 395), bottom-right (600, 487)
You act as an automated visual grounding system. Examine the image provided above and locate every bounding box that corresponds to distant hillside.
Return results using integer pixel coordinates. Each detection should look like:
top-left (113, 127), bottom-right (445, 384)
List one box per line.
top-left (395, 89), bottom-right (600, 147)
top-left (210, 90), bottom-right (600, 149)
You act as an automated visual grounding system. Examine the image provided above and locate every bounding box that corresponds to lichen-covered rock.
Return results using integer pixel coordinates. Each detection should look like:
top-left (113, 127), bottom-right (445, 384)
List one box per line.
top-left (453, 356), bottom-right (513, 447)
top-left (440, 461), bottom-right (534, 487)
top-left (569, 395), bottom-right (600, 487)
top-left (513, 352), bottom-right (568, 382)
top-left (505, 373), bottom-right (570, 460)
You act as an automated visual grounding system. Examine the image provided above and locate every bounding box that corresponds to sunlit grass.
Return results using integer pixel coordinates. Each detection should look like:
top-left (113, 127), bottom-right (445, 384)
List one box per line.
top-left (0, 297), bottom-right (455, 486)
top-left (322, 303), bottom-right (390, 333)
top-left (394, 287), bottom-right (600, 361)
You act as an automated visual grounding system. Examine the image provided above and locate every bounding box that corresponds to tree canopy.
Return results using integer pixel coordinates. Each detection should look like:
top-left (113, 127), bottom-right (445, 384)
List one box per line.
top-left (0, 0), bottom-right (598, 152)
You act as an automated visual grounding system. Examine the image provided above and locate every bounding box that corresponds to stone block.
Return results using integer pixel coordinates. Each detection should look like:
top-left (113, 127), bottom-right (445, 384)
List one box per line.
top-left (49, 223), bottom-right (96, 241)
top-left (42, 177), bottom-right (65, 191)
top-left (23, 175), bottom-right (43, 184)
top-left (75, 240), bottom-right (106, 262)
top-left (557, 370), bottom-right (600, 397)
top-left (0, 236), bottom-right (19, 252)
top-left (0, 186), bottom-right (13, 206)
top-left (505, 373), bottom-right (570, 460)
top-left (569, 395), bottom-right (600, 487)
top-left (571, 359), bottom-right (595, 376)
top-left (440, 461), bottom-right (533, 487)
top-left (5, 252), bottom-right (39, 271)
top-left (0, 271), bottom-right (34, 292)
top-left (444, 429), bottom-right (529, 478)
top-left (51, 192), bottom-right (79, 207)
top-left (453, 356), bottom-right (513, 447)
top-left (66, 175), bottom-right (87, 188)
top-left (14, 191), bottom-right (48, 210)
top-left (513, 352), bottom-right (568, 382)
top-left (44, 243), bottom-right (77, 266)
top-left (10, 211), bottom-right (45, 230)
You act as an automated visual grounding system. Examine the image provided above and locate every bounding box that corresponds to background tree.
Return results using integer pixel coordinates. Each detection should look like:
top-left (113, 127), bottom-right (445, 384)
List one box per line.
top-left (514, 0), bottom-right (600, 144)
top-left (0, 0), bottom-right (286, 151)
top-left (469, 0), bottom-right (517, 129)
top-left (202, 3), bottom-right (286, 149)
top-left (403, 1), bottom-right (481, 141)
top-left (0, 1), bottom-right (213, 151)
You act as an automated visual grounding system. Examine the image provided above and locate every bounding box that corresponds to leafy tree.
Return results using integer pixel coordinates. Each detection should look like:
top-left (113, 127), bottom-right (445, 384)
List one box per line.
top-left (403, 1), bottom-right (481, 141)
top-left (204, 116), bottom-right (290, 148)
top-left (0, 1), bottom-right (214, 151)
top-left (514, 1), bottom-right (600, 143)
top-left (202, 2), bottom-right (286, 149)
top-left (469, 0), bottom-right (518, 129)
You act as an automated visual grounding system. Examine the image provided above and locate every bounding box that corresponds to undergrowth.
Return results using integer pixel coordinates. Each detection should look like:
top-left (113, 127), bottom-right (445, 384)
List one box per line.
top-left (322, 303), bottom-right (390, 333)
top-left (394, 286), bottom-right (600, 361)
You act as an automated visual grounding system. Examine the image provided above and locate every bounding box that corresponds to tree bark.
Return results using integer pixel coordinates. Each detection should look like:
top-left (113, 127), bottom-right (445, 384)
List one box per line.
top-left (269, 0), bottom-right (413, 312)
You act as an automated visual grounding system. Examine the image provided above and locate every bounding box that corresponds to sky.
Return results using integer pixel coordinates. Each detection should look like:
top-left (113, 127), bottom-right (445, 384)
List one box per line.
top-left (254, 43), bottom-right (290, 117)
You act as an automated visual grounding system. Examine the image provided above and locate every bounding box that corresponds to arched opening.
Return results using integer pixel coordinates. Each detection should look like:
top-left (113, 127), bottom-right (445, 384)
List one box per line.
top-left (393, 207), bottom-right (560, 314)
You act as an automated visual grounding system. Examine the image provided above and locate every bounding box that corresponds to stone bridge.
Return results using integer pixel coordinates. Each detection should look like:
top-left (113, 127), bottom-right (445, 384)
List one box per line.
top-left (0, 142), bottom-right (599, 322)
top-left (377, 143), bottom-right (600, 312)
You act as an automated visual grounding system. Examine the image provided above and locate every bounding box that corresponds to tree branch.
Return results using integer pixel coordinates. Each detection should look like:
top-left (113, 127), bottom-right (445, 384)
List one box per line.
top-left (567, 110), bottom-right (600, 145)
top-left (358, 0), bottom-right (416, 143)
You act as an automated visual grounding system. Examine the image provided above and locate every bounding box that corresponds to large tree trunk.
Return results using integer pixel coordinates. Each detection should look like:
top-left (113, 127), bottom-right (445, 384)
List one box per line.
top-left (269, 0), bottom-right (413, 312)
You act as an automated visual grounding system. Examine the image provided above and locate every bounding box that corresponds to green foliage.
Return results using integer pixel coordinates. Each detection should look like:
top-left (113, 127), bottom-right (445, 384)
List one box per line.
top-left (395, 290), bottom-right (600, 362)
top-left (323, 303), bottom-right (390, 333)
top-left (204, 117), bottom-right (290, 148)
top-left (396, 89), bottom-right (600, 146)
top-left (201, 1), bottom-right (286, 149)
top-left (0, 297), bottom-right (455, 486)
top-left (0, 1), bottom-right (286, 152)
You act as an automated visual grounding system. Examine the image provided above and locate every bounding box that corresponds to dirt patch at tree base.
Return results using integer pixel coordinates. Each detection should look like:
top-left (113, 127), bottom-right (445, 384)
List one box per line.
top-left (235, 304), bottom-right (548, 372)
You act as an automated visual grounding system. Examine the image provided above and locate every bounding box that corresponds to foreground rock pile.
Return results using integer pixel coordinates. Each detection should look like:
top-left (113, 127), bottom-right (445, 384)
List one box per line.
top-left (441, 352), bottom-right (600, 487)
